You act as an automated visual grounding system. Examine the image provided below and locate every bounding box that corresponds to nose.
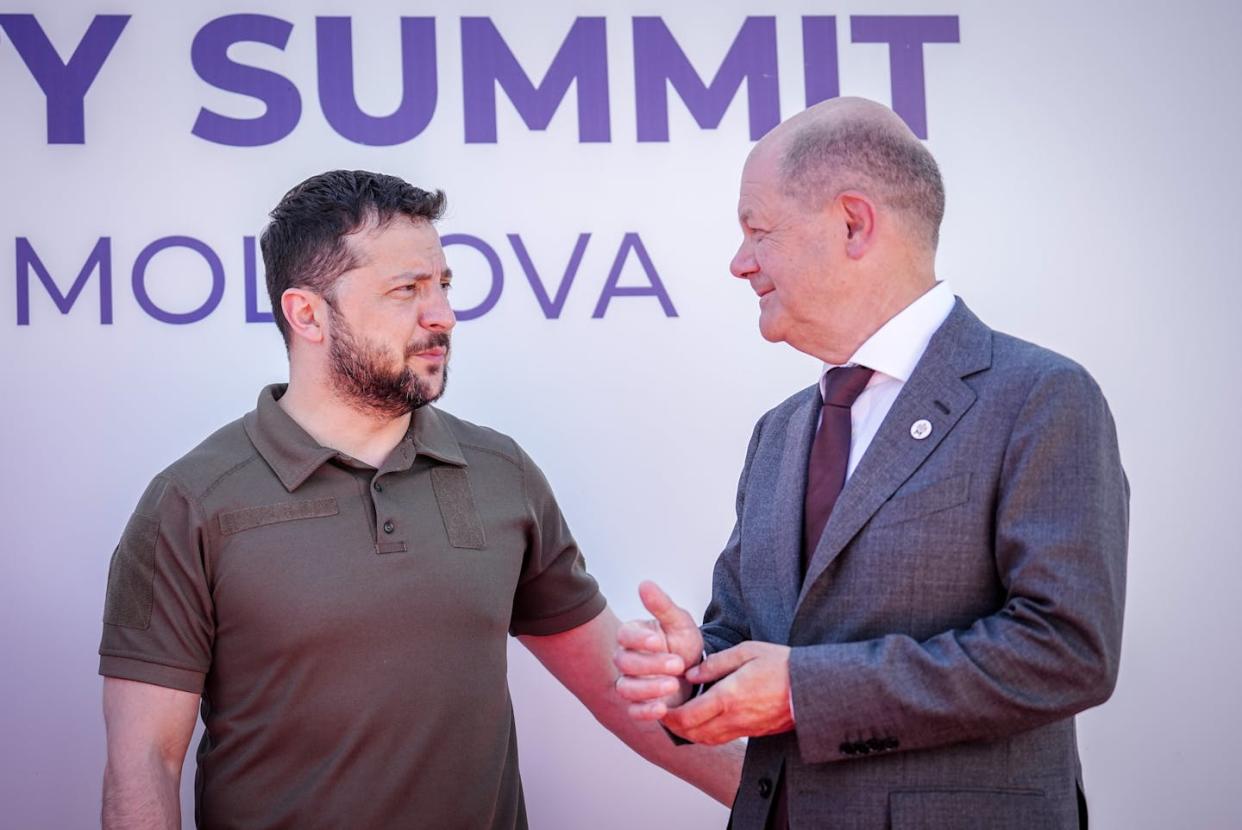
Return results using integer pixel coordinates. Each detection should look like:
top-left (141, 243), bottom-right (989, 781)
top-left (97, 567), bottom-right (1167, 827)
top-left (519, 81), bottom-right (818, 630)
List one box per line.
top-left (422, 286), bottom-right (456, 332)
top-left (730, 238), bottom-right (757, 280)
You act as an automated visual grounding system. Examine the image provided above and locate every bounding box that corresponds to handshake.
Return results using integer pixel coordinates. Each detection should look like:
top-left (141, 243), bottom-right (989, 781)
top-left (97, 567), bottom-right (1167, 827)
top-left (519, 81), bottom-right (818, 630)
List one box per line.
top-left (612, 580), bottom-right (796, 745)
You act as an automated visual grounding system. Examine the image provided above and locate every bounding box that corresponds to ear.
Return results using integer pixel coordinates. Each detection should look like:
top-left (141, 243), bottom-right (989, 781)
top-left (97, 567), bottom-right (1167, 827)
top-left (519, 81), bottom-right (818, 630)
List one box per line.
top-left (280, 288), bottom-right (327, 345)
top-left (837, 191), bottom-right (877, 259)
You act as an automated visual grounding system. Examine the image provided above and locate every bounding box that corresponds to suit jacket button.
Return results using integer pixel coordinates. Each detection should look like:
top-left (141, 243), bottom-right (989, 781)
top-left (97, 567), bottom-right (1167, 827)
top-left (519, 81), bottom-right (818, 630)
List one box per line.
top-left (758, 777), bottom-right (773, 799)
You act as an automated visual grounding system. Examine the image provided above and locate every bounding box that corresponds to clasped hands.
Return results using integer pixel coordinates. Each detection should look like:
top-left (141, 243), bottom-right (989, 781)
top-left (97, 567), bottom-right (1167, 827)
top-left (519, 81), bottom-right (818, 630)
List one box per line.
top-left (613, 581), bottom-right (794, 745)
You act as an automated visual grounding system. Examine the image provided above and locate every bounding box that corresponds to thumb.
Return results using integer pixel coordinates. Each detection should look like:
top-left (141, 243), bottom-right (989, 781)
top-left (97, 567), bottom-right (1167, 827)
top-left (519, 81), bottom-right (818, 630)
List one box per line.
top-left (639, 580), bottom-right (694, 633)
top-left (685, 644), bottom-right (751, 684)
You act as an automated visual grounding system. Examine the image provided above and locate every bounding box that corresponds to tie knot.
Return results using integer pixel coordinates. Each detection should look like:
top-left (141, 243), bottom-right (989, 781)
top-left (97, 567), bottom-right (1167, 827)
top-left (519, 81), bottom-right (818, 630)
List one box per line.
top-left (822, 365), bottom-right (874, 408)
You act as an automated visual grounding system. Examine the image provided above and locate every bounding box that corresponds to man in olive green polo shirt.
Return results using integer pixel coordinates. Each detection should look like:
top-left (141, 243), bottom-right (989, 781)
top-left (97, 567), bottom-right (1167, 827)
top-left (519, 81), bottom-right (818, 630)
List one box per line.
top-left (99, 170), bottom-right (742, 829)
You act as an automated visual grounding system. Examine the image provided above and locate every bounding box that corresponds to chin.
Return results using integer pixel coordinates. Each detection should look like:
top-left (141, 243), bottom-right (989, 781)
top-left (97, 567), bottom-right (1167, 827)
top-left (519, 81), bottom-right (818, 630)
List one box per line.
top-left (421, 377), bottom-right (445, 400)
top-left (757, 314), bottom-right (786, 344)
top-left (431, 370), bottom-right (451, 397)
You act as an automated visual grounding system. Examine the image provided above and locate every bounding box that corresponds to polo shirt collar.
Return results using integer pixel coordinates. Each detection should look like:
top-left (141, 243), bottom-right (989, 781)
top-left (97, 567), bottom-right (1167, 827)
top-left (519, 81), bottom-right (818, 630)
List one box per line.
top-left (410, 405), bottom-right (468, 467)
top-left (245, 385), bottom-right (338, 492)
top-left (244, 384), bottom-right (467, 492)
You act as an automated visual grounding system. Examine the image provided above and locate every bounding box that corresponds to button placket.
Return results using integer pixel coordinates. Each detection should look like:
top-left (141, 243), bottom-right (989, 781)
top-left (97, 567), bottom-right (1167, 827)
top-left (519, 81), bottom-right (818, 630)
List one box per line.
top-left (369, 472), bottom-right (404, 552)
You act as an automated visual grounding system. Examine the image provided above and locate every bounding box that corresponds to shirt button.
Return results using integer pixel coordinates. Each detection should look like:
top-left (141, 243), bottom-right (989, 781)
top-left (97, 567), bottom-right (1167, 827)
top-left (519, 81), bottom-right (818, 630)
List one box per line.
top-left (757, 777), bottom-right (773, 799)
top-left (383, 520), bottom-right (395, 534)
top-left (373, 481), bottom-right (384, 492)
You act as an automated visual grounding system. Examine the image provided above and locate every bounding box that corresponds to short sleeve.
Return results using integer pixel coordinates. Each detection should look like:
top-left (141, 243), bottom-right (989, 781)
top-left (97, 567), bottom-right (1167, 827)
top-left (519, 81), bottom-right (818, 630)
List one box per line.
top-left (509, 448), bottom-right (605, 636)
top-left (98, 474), bottom-right (214, 694)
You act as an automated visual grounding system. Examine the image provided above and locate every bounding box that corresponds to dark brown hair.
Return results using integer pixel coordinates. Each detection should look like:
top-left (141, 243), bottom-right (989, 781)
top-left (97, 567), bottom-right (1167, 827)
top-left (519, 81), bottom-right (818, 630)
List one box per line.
top-left (260, 170), bottom-right (446, 345)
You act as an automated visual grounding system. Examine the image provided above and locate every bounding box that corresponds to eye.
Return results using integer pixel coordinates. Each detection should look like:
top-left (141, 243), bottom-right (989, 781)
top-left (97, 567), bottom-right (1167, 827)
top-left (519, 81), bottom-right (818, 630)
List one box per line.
top-left (440, 280), bottom-right (452, 294)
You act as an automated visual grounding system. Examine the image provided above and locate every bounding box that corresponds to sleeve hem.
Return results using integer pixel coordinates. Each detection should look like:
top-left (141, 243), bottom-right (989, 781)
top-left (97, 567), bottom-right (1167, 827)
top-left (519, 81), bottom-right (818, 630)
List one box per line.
top-left (789, 642), bottom-right (867, 765)
top-left (662, 724), bottom-right (693, 746)
top-left (99, 654), bottom-right (206, 695)
top-left (510, 590), bottom-right (607, 637)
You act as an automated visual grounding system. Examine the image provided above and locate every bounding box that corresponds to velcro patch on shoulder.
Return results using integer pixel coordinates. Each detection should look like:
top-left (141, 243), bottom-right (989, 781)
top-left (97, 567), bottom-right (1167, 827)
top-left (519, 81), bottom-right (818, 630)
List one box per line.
top-left (218, 498), bottom-right (339, 536)
top-left (103, 513), bottom-right (160, 629)
top-left (103, 477), bottom-right (170, 629)
top-left (431, 467), bottom-right (486, 549)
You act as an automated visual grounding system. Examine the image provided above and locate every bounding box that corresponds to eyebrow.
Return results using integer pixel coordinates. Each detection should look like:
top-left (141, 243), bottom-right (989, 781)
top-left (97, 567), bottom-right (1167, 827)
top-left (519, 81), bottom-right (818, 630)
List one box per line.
top-left (387, 268), bottom-right (453, 284)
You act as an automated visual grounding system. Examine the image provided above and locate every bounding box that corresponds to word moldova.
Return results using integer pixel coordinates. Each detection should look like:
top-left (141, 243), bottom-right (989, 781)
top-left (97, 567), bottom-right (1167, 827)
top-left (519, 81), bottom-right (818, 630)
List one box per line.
top-left (0, 14), bottom-right (958, 145)
top-left (13, 233), bottom-right (678, 326)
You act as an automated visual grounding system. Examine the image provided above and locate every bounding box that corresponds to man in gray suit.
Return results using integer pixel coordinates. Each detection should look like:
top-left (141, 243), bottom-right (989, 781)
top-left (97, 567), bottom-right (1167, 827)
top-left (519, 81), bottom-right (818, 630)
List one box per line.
top-left (613, 97), bottom-right (1128, 829)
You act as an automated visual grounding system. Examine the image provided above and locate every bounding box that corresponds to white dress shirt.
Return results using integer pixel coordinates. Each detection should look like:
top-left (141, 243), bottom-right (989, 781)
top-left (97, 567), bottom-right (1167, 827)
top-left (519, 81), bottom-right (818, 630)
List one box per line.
top-left (787, 282), bottom-right (956, 724)
top-left (820, 281), bottom-right (956, 480)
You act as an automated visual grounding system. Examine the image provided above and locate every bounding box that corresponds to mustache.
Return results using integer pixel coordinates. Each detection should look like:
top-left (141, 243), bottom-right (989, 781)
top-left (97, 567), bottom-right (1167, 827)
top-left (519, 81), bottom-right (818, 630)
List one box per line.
top-left (404, 331), bottom-right (451, 359)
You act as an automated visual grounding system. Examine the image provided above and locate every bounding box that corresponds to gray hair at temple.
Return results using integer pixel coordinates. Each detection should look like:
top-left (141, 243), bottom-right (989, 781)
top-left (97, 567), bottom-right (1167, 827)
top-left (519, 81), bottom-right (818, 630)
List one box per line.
top-left (779, 118), bottom-right (946, 250)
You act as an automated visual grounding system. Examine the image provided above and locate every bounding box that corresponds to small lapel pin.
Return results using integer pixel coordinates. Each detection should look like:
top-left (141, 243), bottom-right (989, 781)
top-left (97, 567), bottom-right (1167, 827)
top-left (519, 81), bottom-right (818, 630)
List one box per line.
top-left (910, 419), bottom-right (932, 440)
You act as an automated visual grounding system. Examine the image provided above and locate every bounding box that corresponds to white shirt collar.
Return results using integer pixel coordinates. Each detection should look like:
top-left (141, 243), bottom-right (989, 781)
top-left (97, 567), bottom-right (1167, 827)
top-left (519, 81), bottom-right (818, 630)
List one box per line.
top-left (821, 281), bottom-right (956, 385)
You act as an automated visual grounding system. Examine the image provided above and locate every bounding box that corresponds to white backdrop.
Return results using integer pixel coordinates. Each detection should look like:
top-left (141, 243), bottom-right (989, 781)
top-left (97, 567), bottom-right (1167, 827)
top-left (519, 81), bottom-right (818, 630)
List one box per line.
top-left (2, 1), bottom-right (1240, 828)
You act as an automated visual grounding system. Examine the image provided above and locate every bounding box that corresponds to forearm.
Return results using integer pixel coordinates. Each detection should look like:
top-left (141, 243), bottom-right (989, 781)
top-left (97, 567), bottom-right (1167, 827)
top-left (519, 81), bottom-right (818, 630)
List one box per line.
top-left (588, 677), bottom-right (744, 805)
top-left (101, 677), bottom-right (198, 830)
top-left (523, 606), bottom-right (743, 806)
top-left (102, 751), bottom-right (181, 830)
top-left (789, 606), bottom-right (1120, 764)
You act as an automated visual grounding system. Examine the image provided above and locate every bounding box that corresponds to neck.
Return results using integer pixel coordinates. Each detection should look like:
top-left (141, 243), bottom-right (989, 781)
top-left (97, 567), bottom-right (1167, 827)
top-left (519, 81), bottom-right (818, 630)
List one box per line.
top-left (806, 269), bottom-right (937, 364)
top-left (278, 370), bottom-right (412, 469)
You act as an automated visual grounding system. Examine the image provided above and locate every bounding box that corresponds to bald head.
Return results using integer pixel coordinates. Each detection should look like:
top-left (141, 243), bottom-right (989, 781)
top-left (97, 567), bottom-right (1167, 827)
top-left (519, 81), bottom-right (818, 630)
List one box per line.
top-left (761, 97), bottom-right (945, 249)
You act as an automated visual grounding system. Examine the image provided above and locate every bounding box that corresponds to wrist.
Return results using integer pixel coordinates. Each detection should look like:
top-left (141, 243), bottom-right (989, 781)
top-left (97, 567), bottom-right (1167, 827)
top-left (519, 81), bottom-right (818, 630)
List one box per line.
top-left (683, 649), bottom-right (709, 701)
top-left (675, 676), bottom-right (696, 706)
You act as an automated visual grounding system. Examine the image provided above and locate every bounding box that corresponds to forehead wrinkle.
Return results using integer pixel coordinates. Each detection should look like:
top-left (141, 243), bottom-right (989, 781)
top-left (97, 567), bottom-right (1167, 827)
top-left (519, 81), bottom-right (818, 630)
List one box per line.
top-left (347, 212), bottom-right (438, 265)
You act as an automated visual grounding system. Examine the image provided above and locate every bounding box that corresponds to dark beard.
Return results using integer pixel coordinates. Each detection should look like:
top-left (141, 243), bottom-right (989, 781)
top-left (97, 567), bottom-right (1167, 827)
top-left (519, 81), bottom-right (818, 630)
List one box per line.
top-left (327, 310), bottom-right (450, 418)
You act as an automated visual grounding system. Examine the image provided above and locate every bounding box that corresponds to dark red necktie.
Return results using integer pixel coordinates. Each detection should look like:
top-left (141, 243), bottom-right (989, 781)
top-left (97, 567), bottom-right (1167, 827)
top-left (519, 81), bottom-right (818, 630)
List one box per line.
top-left (768, 365), bottom-right (875, 830)
top-left (801, 365), bottom-right (874, 576)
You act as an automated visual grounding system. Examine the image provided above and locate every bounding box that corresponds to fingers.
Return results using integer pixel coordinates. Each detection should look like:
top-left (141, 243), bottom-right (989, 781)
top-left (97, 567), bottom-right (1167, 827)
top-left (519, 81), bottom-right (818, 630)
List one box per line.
top-left (638, 580), bottom-right (695, 633)
top-left (663, 686), bottom-right (726, 732)
top-left (615, 582), bottom-right (701, 719)
top-left (661, 643), bottom-right (796, 743)
top-left (627, 700), bottom-right (669, 721)
top-left (616, 619), bottom-right (667, 653)
top-left (613, 648), bottom-right (685, 678)
top-left (685, 643), bottom-right (751, 684)
top-left (615, 675), bottom-right (681, 704)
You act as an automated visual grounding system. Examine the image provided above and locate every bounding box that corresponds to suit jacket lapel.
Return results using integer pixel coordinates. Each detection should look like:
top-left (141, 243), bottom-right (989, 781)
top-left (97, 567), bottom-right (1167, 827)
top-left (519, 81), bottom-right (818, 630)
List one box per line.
top-left (758, 389), bottom-right (819, 642)
top-left (795, 299), bottom-right (993, 613)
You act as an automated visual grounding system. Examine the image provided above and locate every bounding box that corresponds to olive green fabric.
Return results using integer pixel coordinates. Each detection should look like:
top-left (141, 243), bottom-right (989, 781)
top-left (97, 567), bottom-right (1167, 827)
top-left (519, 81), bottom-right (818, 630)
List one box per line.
top-left (100, 384), bottom-right (605, 830)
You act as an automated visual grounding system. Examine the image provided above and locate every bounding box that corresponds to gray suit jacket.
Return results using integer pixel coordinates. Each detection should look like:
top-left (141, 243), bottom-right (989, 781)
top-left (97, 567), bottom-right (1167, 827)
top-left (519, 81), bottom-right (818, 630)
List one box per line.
top-left (703, 300), bottom-right (1128, 829)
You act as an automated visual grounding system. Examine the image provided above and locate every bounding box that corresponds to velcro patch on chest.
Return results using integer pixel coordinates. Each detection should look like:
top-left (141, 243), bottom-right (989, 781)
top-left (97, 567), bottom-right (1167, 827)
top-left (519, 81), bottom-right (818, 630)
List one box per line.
top-left (430, 467), bottom-right (487, 549)
top-left (218, 498), bottom-right (339, 536)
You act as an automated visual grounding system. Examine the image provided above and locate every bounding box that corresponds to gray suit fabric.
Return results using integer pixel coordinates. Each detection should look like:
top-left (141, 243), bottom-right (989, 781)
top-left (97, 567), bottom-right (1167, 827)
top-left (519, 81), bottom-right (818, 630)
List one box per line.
top-left (703, 300), bottom-right (1128, 829)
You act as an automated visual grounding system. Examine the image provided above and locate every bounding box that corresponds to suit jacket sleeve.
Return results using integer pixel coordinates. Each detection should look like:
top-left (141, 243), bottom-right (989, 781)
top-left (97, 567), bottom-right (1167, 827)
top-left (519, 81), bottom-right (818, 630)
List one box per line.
top-left (788, 362), bottom-right (1129, 764)
top-left (700, 414), bottom-right (767, 656)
